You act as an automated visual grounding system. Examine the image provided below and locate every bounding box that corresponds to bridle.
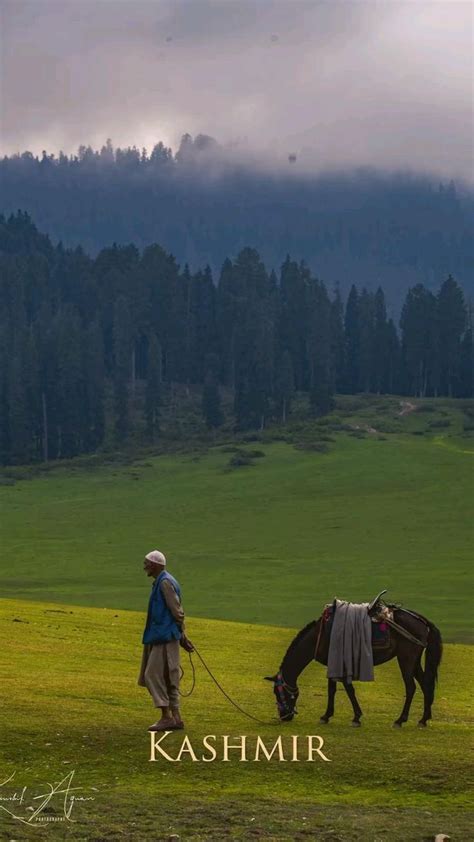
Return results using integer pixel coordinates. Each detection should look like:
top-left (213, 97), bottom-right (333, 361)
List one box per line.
top-left (274, 670), bottom-right (299, 721)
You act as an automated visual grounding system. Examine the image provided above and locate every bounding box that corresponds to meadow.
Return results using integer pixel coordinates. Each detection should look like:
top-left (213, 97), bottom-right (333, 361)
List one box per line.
top-left (0, 599), bottom-right (472, 841)
top-left (0, 396), bottom-right (472, 641)
top-left (0, 396), bottom-right (473, 840)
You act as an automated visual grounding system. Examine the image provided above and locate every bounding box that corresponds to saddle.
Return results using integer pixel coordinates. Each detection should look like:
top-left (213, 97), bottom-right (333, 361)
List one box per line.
top-left (317, 591), bottom-right (428, 657)
top-left (367, 589), bottom-right (395, 639)
top-left (321, 590), bottom-right (393, 651)
top-left (368, 589), bottom-right (389, 616)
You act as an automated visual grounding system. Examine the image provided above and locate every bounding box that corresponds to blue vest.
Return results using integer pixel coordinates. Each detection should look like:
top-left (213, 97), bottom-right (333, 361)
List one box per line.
top-left (143, 570), bottom-right (182, 645)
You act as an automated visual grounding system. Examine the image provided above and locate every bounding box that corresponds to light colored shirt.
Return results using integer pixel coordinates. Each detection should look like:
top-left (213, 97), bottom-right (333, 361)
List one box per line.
top-left (160, 577), bottom-right (185, 629)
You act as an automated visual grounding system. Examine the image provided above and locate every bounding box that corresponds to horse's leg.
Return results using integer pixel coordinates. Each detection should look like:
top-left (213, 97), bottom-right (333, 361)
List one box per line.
top-left (320, 678), bottom-right (337, 723)
top-left (414, 658), bottom-right (424, 691)
top-left (414, 658), bottom-right (431, 727)
top-left (342, 679), bottom-right (363, 726)
top-left (394, 653), bottom-right (417, 727)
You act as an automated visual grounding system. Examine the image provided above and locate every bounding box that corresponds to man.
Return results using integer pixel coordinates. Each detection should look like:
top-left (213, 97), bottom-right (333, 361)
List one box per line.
top-left (138, 549), bottom-right (186, 732)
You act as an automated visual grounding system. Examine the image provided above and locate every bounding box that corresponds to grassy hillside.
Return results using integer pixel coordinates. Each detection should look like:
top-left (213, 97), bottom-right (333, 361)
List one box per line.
top-left (0, 396), bottom-right (472, 642)
top-left (0, 599), bottom-right (472, 841)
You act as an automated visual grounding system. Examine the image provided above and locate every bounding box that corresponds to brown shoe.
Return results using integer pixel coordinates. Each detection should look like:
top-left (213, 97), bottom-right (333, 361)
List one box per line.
top-left (148, 718), bottom-right (176, 732)
top-left (171, 718), bottom-right (185, 730)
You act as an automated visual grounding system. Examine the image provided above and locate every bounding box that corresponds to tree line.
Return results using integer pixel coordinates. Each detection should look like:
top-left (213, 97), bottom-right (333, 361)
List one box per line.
top-left (0, 211), bottom-right (472, 465)
top-left (1, 138), bottom-right (472, 311)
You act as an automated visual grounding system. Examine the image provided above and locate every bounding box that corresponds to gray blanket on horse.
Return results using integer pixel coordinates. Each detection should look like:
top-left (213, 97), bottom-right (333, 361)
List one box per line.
top-left (327, 599), bottom-right (374, 683)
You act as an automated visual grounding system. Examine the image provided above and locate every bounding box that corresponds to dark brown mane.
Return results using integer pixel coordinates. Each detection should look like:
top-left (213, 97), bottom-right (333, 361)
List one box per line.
top-left (280, 619), bottom-right (317, 668)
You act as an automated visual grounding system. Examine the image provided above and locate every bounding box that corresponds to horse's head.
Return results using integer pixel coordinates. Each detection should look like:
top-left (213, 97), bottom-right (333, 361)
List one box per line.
top-left (264, 671), bottom-right (299, 722)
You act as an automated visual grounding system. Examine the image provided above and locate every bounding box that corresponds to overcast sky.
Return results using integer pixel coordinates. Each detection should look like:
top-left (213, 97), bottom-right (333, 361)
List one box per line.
top-left (1, 0), bottom-right (473, 179)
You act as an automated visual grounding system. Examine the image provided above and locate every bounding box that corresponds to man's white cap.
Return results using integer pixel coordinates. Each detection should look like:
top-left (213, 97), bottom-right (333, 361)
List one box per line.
top-left (145, 550), bottom-right (166, 566)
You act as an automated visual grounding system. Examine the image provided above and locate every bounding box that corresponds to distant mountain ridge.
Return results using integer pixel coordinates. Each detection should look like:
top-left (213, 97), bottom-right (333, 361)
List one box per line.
top-left (1, 137), bottom-right (473, 311)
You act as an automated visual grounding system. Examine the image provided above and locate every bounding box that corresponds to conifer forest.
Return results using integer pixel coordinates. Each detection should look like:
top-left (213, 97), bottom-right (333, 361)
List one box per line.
top-left (0, 210), bottom-right (471, 465)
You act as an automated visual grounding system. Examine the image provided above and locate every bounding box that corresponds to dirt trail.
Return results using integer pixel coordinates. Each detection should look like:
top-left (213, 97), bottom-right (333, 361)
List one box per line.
top-left (350, 424), bottom-right (379, 435)
top-left (348, 400), bottom-right (418, 436)
top-left (398, 401), bottom-right (418, 416)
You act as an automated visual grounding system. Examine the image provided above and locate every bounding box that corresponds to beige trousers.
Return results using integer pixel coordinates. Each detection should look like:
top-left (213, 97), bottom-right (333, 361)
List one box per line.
top-left (138, 641), bottom-right (180, 708)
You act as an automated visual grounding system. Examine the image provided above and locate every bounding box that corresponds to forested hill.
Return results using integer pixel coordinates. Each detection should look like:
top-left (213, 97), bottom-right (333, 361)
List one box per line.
top-left (0, 211), bottom-right (472, 467)
top-left (1, 137), bottom-right (473, 310)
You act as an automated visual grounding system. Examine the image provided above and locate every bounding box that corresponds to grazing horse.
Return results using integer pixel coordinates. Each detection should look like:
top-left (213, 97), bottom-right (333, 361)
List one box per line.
top-left (265, 604), bottom-right (442, 727)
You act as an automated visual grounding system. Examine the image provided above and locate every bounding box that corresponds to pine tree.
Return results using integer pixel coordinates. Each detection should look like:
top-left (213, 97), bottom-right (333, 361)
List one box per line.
top-left (310, 382), bottom-right (336, 417)
top-left (358, 288), bottom-right (374, 393)
top-left (182, 263), bottom-right (194, 386)
top-left (275, 350), bottom-right (295, 424)
top-left (140, 244), bottom-right (183, 383)
top-left (344, 285), bottom-right (361, 392)
top-left (113, 296), bottom-right (132, 442)
top-left (372, 287), bottom-right (389, 393)
top-left (202, 354), bottom-right (223, 429)
top-left (400, 284), bottom-right (437, 396)
top-left (437, 275), bottom-right (466, 396)
top-left (145, 333), bottom-right (162, 441)
top-left (278, 256), bottom-right (309, 390)
top-left (306, 277), bottom-right (333, 414)
top-left (386, 319), bottom-right (401, 394)
top-left (234, 305), bottom-right (274, 431)
top-left (56, 307), bottom-right (85, 458)
top-left (22, 329), bottom-right (41, 459)
top-left (0, 328), bottom-right (10, 464)
top-left (330, 288), bottom-right (345, 394)
top-left (84, 321), bottom-right (105, 450)
top-left (189, 266), bottom-right (216, 384)
top-left (7, 348), bottom-right (30, 463)
top-left (36, 303), bottom-right (59, 461)
top-left (232, 250), bottom-right (275, 430)
top-left (3, 323), bottom-right (41, 464)
top-left (216, 258), bottom-right (238, 388)
top-left (458, 320), bottom-right (473, 398)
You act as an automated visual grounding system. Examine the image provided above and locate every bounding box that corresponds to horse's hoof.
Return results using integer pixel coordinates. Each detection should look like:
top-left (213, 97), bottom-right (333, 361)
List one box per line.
top-left (417, 721), bottom-right (427, 728)
top-left (392, 722), bottom-right (402, 728)
top-left (319, 717), bottom-right (329, 724)
top-left (351, 720), bottom-right (361, 727)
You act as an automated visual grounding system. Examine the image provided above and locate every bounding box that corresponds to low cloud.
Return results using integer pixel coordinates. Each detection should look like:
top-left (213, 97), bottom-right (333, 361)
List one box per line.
top-left (1, 0), bottom-right (472, 179)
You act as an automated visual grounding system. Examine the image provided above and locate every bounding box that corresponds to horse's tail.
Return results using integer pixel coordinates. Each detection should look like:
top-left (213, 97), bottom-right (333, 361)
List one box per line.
top-left (424, 622), bottom-right (443, 706)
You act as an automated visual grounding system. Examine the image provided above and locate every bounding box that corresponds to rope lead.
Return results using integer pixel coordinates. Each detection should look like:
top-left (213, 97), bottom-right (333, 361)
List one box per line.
top-left (179, 644), bottom-right (278, 726)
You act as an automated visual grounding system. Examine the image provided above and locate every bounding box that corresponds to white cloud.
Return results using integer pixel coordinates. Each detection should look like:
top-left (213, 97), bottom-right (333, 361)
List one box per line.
top-left (1, 0), bottom-right (472, 179)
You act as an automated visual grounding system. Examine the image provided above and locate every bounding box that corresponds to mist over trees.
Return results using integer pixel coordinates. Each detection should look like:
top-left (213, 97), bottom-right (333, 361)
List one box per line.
top-left (0, 212), bottom-right (472, 466)
top-left (1, 137), bottom-right (473, 311)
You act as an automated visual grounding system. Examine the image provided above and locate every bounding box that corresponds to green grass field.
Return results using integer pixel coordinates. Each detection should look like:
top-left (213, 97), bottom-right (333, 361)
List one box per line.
top-left (0, 599), bottom-right (472, 841)
top-left (0, 397), bottom-right (473, 839)
top-left (1, 402), bottom-right (472, 640)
